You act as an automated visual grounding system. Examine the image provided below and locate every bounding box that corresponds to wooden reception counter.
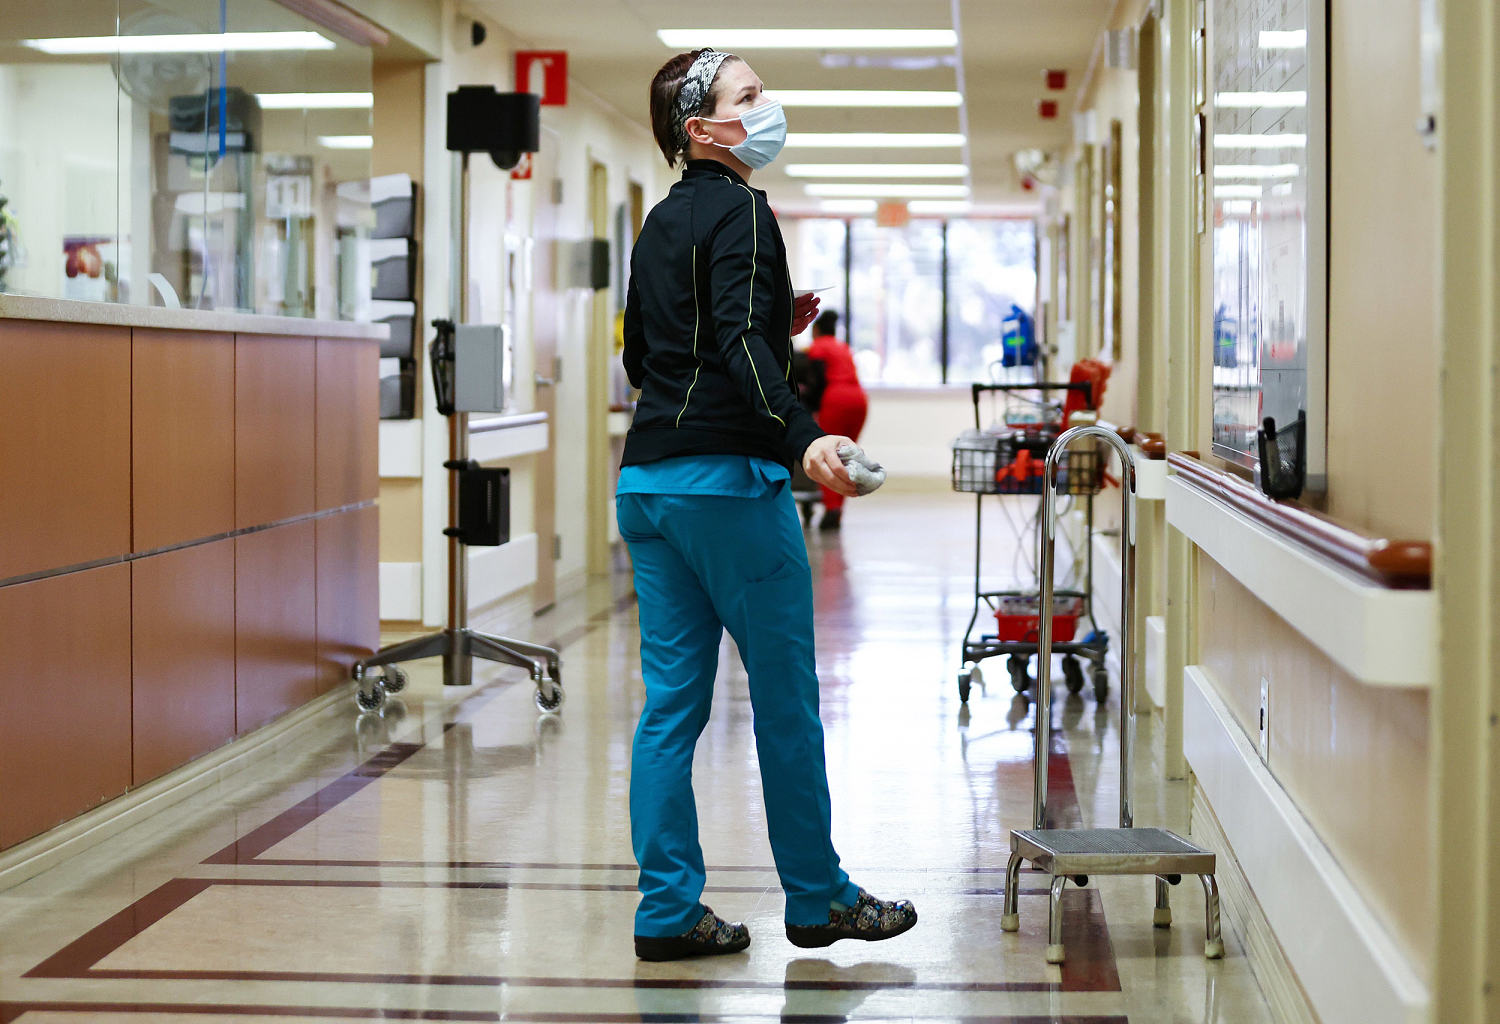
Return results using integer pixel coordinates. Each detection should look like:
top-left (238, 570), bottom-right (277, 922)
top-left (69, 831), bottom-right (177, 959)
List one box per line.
top-left (0, 296), bottom-right (385, 852)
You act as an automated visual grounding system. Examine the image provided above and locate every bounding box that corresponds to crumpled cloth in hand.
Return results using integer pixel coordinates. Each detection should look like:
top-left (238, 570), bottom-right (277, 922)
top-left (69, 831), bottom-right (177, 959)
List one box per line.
top-left (837, 443), bottom-right (887, 496)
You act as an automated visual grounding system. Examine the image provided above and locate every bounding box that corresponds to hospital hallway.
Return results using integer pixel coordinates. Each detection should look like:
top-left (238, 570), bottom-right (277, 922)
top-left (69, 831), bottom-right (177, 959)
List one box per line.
top-left (0, 492), bottom-right (1273, 1023)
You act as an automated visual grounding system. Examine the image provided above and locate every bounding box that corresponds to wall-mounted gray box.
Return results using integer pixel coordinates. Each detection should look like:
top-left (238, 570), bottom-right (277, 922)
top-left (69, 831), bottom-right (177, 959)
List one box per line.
top-left (370, 173), bottom-right (416, 239)
top-left (371, 299), bottom-right (416, 359)
top-left (370, 238), bottom-right (416, 300)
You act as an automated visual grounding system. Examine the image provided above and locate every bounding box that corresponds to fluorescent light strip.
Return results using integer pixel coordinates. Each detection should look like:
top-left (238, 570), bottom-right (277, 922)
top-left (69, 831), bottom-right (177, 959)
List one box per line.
top-left (658, 29), bottom-right (956, 49)
top-left (1214, 91), bottom-right (1307, 108)
top-left (818, 200), bottom-right (880, 214)
top-left (1213, 133), bottom-right (1307, 148)
top-left (1214, 164), bottom-right (1300, 179)
top-left (1259, 30), bottom-right (1307, 48)
top-left (768, 90), bottom-right (962, 108)
top-left (258, 92), bottom-right (374, 110)
top-left (805, 183), bottom-right (969, 198)
top-left (318, 135), bottom-right (373, 149)
top-left (24, 31), bottom-right (335, 54)
top-left (786, 163), bottom-right (967, 179)
top-left (1214, 185), bottom-right (1265, 199)
top-left (786, 133), bottom-right (966, 148)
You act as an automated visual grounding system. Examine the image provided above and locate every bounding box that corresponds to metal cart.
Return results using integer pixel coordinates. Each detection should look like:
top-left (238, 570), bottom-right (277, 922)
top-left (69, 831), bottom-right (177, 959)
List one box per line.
top-left (952, 382), bottom-right (1109, 704)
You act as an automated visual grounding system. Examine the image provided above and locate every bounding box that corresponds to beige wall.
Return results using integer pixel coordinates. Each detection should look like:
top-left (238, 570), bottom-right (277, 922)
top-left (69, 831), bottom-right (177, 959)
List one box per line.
top-left (1324, 0), bottom-right (1439, 541)
top-left (1197, 552), bottom-right (1433, 974)
top-left (1182, 0), bottom-right (1440, 986)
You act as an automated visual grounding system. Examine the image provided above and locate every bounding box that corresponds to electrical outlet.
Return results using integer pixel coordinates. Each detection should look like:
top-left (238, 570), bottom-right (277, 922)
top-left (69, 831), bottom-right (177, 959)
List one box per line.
top-left (1258, 677), bottom-right (1271, 763)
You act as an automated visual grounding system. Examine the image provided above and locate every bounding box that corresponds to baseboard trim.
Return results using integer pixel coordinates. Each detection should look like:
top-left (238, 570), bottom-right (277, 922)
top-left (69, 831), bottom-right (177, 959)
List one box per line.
top-left (0, 687), bottom-right (349, 892)
top-left (1184, 665), bottom-right (1429, 1024)
top-left (379, 561), bottom-right (422, 621)
top-left (1191, 782), bottom-right (1319, 1024)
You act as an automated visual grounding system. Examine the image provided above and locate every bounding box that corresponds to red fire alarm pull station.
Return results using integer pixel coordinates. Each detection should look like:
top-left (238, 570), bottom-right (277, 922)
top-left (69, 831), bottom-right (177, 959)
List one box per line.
top-left (1045, 69), bottom-right (1067, 91)
top-left (516, 50), bottom-right (568, 106)
top-left (1038, 99), bottom-right (1059, 119)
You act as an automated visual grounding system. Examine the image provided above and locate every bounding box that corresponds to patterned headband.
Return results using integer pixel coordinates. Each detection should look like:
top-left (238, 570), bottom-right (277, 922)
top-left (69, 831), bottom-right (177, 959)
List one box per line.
top-left (672, 50), bottom-right (734, 152)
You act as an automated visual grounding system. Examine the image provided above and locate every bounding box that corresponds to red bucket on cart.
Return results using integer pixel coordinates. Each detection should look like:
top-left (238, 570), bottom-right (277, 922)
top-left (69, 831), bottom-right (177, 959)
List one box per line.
top-left (994, 594), bottom-right (1084, 643)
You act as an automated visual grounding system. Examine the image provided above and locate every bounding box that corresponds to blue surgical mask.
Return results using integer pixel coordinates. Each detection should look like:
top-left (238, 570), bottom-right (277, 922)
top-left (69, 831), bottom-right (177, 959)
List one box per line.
top-left (702, 100), bottom-right (787, 169)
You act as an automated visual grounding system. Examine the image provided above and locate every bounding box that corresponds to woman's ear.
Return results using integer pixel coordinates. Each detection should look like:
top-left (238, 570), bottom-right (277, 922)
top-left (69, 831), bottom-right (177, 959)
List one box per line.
top-left (684, 116), bottom-right (711, 146)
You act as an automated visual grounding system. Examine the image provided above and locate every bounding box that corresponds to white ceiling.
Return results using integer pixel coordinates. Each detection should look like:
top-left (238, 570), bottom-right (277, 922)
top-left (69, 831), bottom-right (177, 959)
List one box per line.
top-left (474, 0), bottom-right (1116, 211)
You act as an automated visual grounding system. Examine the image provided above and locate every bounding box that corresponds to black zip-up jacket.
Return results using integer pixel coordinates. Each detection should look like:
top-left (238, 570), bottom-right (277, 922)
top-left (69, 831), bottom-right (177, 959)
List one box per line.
top-left (621, 160), bottom-right (824, 472)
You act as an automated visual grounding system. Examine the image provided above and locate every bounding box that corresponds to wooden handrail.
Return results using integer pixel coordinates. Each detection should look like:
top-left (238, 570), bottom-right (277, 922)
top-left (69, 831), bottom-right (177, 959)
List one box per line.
top-left (1117, 426), bottom-right (1167, 459)
top-left (1167, 454), bottom-right (1431, 589)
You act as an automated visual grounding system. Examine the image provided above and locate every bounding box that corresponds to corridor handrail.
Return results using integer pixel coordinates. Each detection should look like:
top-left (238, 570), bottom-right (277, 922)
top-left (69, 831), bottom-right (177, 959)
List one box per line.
top-left (1167, 454), bottom-right (1431, 589)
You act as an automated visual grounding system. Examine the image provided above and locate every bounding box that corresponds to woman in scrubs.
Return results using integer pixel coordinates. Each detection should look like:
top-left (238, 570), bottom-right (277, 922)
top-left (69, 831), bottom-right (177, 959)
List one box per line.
top-left (618, 49), bottom-right (918, 962)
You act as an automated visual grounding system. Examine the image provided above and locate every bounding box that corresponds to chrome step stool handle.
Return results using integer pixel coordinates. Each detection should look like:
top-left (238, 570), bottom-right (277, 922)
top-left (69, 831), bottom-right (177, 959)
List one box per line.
top-left (1035, 425), bottom-right (1138, 830)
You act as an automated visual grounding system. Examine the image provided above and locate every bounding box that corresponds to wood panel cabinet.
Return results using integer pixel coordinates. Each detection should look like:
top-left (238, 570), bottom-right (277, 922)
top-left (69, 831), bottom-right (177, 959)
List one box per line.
top-left (0, 321), bottom-right (129, 581)
top-left (132, 329), bottom-right (235, 552)
top-left (132, 540), bottom-right (236, 785)
top-left (0, 564), bottom-right (131, 849)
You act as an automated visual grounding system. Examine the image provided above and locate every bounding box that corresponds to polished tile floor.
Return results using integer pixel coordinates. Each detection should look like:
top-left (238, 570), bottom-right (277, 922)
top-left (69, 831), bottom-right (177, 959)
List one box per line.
top-left (0, 492), bottom-right (1273, 1023)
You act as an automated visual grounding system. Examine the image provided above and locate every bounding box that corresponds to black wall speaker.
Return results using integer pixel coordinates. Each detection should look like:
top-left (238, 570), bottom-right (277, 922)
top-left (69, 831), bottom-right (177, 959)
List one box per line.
top-left (446, 86), bottom-right (540, 170)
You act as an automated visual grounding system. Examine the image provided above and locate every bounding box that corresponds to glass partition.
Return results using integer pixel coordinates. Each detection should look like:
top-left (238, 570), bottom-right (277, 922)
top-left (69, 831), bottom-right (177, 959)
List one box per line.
top-left (0, 0), bottom-right (373, 319)
top-left (1209, 0), bottom-right (1326, 477)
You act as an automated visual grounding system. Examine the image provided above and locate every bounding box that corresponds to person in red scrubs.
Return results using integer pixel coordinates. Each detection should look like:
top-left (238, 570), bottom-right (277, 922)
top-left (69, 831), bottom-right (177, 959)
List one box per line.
top-left (805, 310), bottom-right (869, 531)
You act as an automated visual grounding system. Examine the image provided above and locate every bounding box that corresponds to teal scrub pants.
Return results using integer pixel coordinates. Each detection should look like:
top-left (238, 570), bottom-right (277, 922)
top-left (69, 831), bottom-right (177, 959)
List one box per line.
top-left (617, 482), bottom-right (859, 937)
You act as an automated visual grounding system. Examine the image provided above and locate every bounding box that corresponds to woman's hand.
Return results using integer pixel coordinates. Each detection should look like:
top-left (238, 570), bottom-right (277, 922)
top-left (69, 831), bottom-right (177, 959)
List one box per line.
top-left (792, 292), bottom-right (820, 337)
top-left (803, 434), bottom-right (858, 498)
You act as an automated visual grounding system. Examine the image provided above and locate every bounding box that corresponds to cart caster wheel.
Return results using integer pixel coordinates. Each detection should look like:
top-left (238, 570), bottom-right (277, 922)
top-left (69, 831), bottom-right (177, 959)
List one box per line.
top-left (535, 683), bottom-right (564, 714)
top-left (380, 665), bottom-right (408, 694)
top-left (1092, 667), bottom-right (1110, 702)
top-left (1071, 875), bottom-right (1089, 887)
top-left (354, 685), bottom-right (386, 713)
top-left (1008, 655), bottom-right (1032, 694)
top-left (1205, 937), bottom-right (1225, 959)
top-left (1000, 913), bottom-right (1020, 932)
top-left (1046, 943), bottom-right (1066, 965)
top-left (957, 670), bottom-right (972, 703)
top-left (1062, 655), bottom-right (1085, 694)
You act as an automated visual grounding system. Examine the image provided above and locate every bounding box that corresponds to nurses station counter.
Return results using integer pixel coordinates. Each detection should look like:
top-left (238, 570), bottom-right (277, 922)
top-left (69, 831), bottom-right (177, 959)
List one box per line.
top-left (0, 295), bottom-right (385, 853)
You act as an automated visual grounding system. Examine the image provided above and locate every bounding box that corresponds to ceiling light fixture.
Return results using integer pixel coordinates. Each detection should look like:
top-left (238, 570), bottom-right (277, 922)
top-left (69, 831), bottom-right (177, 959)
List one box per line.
top-left (1213, 133), bottom-right (1308, 148)
top-left (1214, 185), bottom-right (1265, 199)
top-left (1214, 164), bottom-right (1300, 179)
top-left (768, 90), bottom-right (962, 108)
top-left (1214, 91), bottom-right (1308, 108)
top-left (805, 183), bottom-right (970, 198)
top-left (657, 29), bottom-right (956, 49)
top-left (24, 31), bottom-right (335, 54)
top-left (258, 92), bottom-right (374, 109)
top-left (786, 164), bottom-right (967, 178)
top-left (817, 200), bottom-right (880, 214)
top-left (785, 133), bottom-right (966, 148)
top-left (318, 135), bottom-right (373, 149)
top-left (1259, 30), bottom-right (1307, 48)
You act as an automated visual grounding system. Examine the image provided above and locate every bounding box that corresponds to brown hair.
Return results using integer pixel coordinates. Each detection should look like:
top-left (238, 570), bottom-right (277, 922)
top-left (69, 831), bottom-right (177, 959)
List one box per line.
top-left (649, 49), bottom-right (740, 168)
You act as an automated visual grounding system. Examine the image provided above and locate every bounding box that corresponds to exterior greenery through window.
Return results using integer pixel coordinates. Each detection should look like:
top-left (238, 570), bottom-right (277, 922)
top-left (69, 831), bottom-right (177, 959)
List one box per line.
top-left (793, 217), bottom-right (1037, 386)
